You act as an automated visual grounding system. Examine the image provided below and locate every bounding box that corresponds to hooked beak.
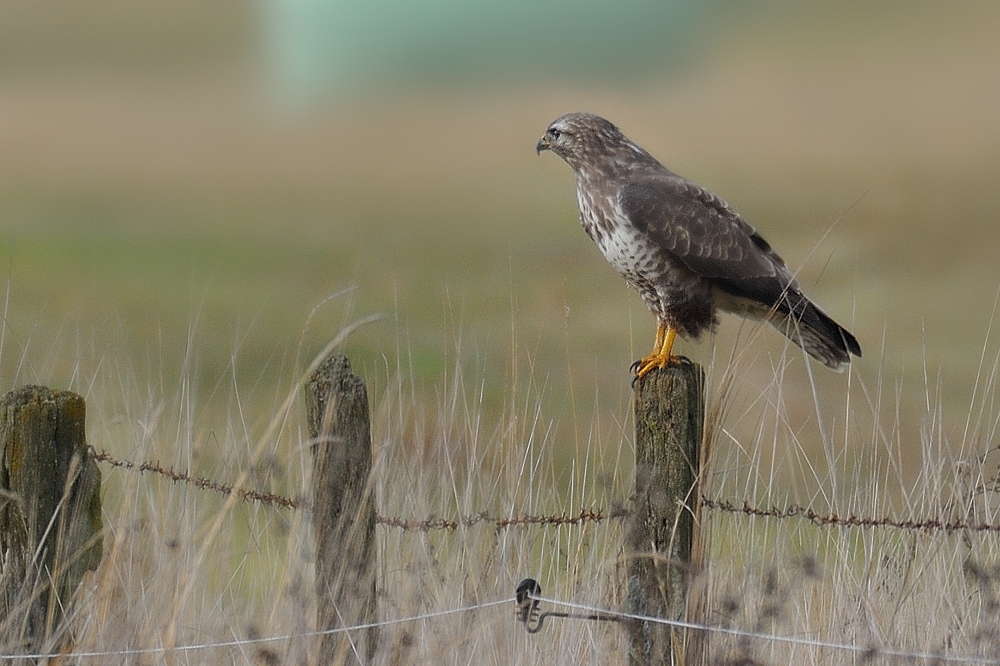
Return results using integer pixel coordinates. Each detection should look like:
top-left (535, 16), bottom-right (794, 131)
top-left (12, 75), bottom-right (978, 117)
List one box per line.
top-left (535, 136), bottom-right (550, 155)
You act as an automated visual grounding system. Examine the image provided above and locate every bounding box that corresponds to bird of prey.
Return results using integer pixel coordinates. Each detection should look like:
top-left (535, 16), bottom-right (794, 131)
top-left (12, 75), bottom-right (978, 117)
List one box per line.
top-left (536, 112), bottom-right (861, 378)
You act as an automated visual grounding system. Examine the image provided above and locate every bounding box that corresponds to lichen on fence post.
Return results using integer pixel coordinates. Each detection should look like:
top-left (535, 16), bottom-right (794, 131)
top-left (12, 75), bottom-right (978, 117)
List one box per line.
top-left (627, 361), bottom-right (705, 666)
top-left (306, 353), bottom-right (377, 665)
top-left (0, 385), bottom-right (103, 655)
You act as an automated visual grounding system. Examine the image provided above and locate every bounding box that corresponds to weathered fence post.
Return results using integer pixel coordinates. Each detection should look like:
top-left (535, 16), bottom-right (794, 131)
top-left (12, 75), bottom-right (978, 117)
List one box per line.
top-left (627, 361), bottom-right (705, 666)
top-left (0, 385), bottom-right (103, 655)
top-left (306, 354), bottom-right (377, 665)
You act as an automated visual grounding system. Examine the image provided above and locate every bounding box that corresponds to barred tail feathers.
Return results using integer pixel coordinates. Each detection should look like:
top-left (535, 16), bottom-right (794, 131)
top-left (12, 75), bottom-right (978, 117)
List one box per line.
top-left (773, 291), bottom-right (861, 371)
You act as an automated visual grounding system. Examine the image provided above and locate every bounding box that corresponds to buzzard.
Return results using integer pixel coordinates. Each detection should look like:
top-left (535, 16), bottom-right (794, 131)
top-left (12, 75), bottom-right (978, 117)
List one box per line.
top-left (536, 112), bottom-right (861, 378)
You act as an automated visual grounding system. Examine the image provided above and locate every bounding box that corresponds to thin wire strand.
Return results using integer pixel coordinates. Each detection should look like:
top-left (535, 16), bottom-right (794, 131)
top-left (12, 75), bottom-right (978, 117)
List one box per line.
top-left (0, 599), bottom-right (509, 661)
top-left (530, 595), bottom-right (1000, 665)
top-left (7, 591), bottom-right (999, 663)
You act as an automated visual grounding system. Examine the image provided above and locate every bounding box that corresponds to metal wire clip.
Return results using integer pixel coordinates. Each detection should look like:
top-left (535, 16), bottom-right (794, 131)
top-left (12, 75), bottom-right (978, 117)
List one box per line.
top-left (515, 578), bottom-right (623, 634)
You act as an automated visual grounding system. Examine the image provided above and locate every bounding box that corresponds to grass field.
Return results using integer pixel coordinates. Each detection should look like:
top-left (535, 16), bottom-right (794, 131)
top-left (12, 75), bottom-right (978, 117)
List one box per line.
top-left (5, 331), bottom-right (1000, 663)
top-left (3, 2), bottom-right (1000, 663)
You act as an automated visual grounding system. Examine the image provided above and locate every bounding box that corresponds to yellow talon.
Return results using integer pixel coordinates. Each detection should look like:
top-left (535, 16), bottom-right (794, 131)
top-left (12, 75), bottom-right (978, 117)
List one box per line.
top-left (632, 325), bottom-right (678, 379)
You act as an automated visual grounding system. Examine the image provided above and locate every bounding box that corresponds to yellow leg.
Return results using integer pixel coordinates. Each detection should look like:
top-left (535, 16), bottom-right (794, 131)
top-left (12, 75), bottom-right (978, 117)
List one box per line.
top-left (632, 324), bottom-right (678, 379)
top-left (652, 323), bottom-right (666, 355)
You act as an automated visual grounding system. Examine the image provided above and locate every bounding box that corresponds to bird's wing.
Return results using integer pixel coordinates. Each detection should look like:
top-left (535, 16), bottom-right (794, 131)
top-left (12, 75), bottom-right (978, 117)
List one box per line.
top-left (619, 174), bottom-right (797, 304)
top-left (620, 174), bottom-right (861, 362)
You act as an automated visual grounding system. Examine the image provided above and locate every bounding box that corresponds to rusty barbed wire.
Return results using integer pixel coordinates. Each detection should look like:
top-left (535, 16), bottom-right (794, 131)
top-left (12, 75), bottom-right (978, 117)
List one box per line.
top-left (376, 507), bottom-right (631, 532)
top-left (92, 450), bottom-right (303, 510)
top-left (91, 449), bottom-right (631, 528)
top-left (700, 497), bottom-right (1000, 533)
top-left (90, 450), bottom-right (1000, 534)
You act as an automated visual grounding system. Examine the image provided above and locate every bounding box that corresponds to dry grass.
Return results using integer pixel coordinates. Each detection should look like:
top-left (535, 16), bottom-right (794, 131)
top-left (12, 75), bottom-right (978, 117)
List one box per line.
top-left (1, 307), bottom-right (634, 664)
top-left (693, 318), bottom-right (1000, 665)
top-left (2, 310), bottom-right (1000, 664)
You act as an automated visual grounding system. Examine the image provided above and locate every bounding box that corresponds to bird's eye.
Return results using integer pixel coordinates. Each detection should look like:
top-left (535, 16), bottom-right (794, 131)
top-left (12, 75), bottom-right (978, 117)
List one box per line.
top-left (547, 128), bottom-right (562, 141)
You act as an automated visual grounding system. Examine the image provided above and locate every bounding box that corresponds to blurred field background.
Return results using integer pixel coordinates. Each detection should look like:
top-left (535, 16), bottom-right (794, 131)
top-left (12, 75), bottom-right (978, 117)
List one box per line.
top-left (3, 0), bottom-right (1000, 494)
top-left (3, 1), bottom-right (1000, 661)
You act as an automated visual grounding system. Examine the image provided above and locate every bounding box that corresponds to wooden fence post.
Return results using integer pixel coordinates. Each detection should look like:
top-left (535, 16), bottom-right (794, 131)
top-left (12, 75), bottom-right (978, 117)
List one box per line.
top-left (627, 361), bottom-right (704, 666)
top-left (306, 354), bottom-right (377, 665)
top-left (0, 385), bottom-right (103, 655)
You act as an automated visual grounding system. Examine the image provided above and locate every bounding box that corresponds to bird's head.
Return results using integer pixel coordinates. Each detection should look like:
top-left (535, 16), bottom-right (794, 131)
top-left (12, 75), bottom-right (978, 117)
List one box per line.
top-left (536, 112), bottom-right (651, 173)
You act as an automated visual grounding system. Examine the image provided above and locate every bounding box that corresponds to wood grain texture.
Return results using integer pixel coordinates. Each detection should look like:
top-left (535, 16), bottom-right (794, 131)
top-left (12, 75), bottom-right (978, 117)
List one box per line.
top-left (627, 361), bottom-right (704, 666)
top-left (0, 385), bottom-right (102, 654)
top-left (306, 354), bottom-right (377, 665)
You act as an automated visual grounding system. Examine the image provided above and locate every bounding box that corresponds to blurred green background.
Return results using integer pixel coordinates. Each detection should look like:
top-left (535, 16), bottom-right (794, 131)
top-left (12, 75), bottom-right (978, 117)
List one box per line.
top-left (2, 1), bottom-right (999, 489)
